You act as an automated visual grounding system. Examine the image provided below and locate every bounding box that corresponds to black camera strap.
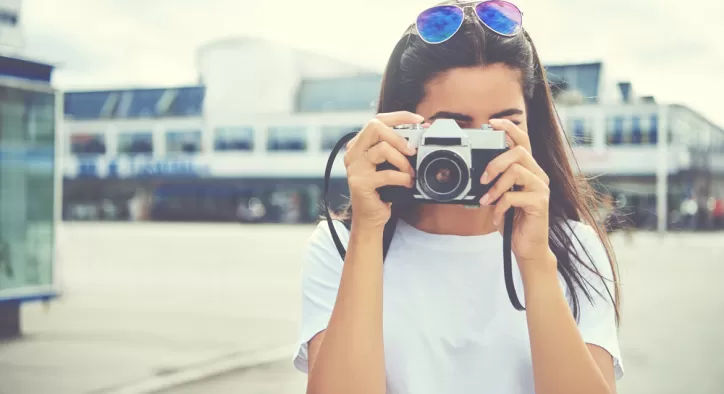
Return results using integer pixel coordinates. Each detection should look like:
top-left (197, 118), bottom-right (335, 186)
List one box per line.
top-left (323, 132), bottom-right (524, 311)
top-left (503, 208), bottom-right (524, 310)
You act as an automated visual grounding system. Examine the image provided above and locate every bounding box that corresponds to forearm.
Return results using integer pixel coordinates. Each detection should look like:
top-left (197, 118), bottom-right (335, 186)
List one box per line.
top-left (307, 224), bottom-right (386, 394)
top-left (522, 254), bottom-right (612, 394)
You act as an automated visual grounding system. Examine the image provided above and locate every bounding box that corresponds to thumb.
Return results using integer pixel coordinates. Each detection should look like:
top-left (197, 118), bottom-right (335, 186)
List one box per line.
top-left (495, 219), bottom-right (505, 236)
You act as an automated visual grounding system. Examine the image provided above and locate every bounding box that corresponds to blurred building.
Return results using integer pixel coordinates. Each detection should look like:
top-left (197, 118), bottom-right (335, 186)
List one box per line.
top-left (549, 62), bottom-right (724, 230)
top-left (61, 39), bottom-right (724, 230)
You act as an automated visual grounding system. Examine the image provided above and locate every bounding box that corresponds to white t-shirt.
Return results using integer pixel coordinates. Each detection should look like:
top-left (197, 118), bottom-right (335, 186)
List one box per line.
top-left (293, 218), bottom-right (624, 394)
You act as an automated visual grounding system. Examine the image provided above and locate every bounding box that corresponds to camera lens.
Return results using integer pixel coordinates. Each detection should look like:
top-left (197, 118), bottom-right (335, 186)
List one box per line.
top-left (418, 150), bottom-right (469, 202)
top-left (425, 159), bottom-right (460, 194)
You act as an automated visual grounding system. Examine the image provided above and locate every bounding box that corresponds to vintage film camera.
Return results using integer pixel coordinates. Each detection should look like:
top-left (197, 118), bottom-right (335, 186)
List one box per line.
top-left (377, 118), bottom-right (508, 205)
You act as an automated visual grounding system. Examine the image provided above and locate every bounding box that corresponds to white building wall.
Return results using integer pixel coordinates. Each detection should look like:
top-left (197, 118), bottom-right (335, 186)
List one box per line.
top-left (63, 101), bottom-right (724, 180)
top-left (296, 51), bottom-right (371, 79)
top-left (196, 37), bottom-right (372, 120)
top-left (196, 38), bottom-right (300, 118)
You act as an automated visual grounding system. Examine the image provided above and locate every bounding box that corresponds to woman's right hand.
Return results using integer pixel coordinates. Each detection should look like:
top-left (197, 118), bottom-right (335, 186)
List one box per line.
top-left (343, 111), bottom-right (423, 230)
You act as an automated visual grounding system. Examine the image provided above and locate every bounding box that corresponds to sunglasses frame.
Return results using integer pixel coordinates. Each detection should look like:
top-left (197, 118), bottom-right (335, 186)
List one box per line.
top-left (414, 0), bottom-right (524, 45)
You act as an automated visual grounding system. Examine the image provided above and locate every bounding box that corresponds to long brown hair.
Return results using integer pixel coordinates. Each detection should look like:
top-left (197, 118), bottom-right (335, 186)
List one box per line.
top-left (335, 9), bottom-right (620, 322)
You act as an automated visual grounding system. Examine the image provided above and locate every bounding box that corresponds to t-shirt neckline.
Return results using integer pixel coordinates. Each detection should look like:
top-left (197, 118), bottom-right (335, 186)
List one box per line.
top-left (395, 218), bottom-right (503, 252)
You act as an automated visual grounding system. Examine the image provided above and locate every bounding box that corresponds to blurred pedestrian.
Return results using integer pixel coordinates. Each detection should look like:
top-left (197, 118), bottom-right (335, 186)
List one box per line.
top-left (713, 198), bottom-right (723, 229)
top-left (680, 196), bottom-right (698, 230)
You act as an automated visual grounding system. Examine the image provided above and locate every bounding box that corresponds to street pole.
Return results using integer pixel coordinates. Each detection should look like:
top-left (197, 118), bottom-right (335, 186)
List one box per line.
top-left (656, 105), bottom-right (669, 233)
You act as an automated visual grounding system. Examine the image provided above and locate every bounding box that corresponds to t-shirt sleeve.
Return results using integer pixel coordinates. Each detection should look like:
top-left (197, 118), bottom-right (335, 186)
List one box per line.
top-left (566, 221), bottom-right (625, 380)
top-left (293, 220), bottom-right (350, 374)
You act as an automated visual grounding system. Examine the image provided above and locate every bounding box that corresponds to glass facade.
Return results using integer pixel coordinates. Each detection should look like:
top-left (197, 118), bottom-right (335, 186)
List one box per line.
top-left (64, 86), bottom-right (204, 119)
top-left (0, 85), bottom-right (57, 297)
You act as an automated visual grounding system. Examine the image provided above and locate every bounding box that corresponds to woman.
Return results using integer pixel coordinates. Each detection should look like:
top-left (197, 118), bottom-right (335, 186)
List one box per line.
top-left (294, 2), bottom-right (623, 393)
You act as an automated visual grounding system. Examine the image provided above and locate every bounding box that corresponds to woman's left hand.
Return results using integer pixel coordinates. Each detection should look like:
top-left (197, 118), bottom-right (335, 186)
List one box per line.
top-left (479, 118), bottom-right (555, 272)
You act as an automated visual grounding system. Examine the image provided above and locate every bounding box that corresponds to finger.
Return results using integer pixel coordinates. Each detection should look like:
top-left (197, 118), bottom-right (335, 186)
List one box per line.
top-left (370, 170), bottom-right (414, 189)
top-left (365, 141), bottom-right (415, 176)
top-left (345, 134), bottom-right (358, 151)
top-left (480, 163), bottom-right (546, 205)
top-left (354, 118), bottom-right (415, 158)
top-left (375, 111), bottom-right (425, 127)
top-left (489, 118), bottom-right (531, 153)
top-left (492, 191), bottom-right (550, 226)
top-left (482, 145), bottom-right (549, 186)
top-left (343, 135), bottom-right (361, 167)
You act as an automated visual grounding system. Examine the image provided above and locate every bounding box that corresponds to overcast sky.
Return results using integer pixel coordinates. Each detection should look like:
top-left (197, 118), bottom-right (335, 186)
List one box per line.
top-left (19, 0), bottom-right (724, 127)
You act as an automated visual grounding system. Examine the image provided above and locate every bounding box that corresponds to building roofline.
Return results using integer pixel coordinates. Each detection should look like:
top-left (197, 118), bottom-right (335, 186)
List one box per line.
top-left (0, 53), bottom-right (57, 69)
top-left (64, 85), bottom-right (204, 95)
top-left (670, 103), bottom-right (724, 134)
top-left (194, 35), bottom-right (376, 75)
top-left (544, 60), bottom-right (603, 68)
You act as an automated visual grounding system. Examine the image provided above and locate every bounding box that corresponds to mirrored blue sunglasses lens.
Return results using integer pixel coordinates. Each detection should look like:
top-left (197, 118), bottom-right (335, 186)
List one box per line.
top-left (416, 5), bottom-right (464, 44)
top-left (475, 1), bottom-right (522, 36)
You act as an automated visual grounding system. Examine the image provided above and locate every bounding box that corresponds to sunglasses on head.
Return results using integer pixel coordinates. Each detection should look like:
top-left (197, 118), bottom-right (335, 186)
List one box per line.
top-left (414, 1), bottom-right (523, 44)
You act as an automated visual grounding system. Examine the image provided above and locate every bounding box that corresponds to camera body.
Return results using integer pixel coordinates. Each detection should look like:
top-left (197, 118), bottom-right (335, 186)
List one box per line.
top-left (377, 118), bottom-right (508, 206)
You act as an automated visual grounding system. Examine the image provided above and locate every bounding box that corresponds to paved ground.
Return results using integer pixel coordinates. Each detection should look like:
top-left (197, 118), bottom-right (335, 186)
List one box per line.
top-left (157, 360), bottom-right (306, 394)
top-left (1, 223), bottom-right (723, 394)
top-left (613, 232), bottom-right (724, 394)
top-left (0, 223), bottom-right (309, 394)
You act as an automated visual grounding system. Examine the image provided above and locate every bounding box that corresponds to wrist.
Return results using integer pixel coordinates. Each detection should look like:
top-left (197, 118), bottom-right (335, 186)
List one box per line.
top-left (350, 221), bottom-right (385, 242)
top-left (518, 248), bottom-right (558, 282)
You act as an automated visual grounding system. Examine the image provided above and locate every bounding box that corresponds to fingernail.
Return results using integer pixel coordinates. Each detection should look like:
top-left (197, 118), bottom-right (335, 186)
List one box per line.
top-left (481, 171), bottom-right (489, 184)
top-left (489, 118), bottom-right (502, 124)
top-left (406, 141), bottom-right (416, 155)
top-left (505, 136), bottom-right (514, 147)
top-left (422, 122), bottom-right (431, 128)
top-left (480, 193), bottom-right (490, 205)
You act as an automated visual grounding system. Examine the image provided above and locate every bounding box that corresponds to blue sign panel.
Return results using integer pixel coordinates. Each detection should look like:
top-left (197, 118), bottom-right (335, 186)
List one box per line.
top-left (69, 157), bottom-right (212, 179)
top-left (130, 160), bottom-right (208, 177)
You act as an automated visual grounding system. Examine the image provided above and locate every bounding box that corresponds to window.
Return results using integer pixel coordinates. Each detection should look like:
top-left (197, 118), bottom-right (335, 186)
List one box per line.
top-left (25, 92), bottom-right (55, 145)
top-left (649, 114), bottom-right (658, 144)
top-left (631, 116), bottom-right (642, 144)
top-left (297, 76), bottom-right (381, 112)
top-left (606, 116), bottom-right (625, 145)
top-left (568, 118), bottom-right (592, 146)
top-left (166, 130), bottom-right (202, 154)
top-left (70, 133), bottom-right (106, 155)
top-left (614, 116), bottom-right (625, 144)
top-left (118, 132), bottom-right (153, 155)
top-left (0, 10), bottom-right (18, 26)
top-left (321, 125), bottom-right (362, 151)
top-left (267, 126), bottom-right (307, 152)
top-left (214, 127), bottom-right (254, 151)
